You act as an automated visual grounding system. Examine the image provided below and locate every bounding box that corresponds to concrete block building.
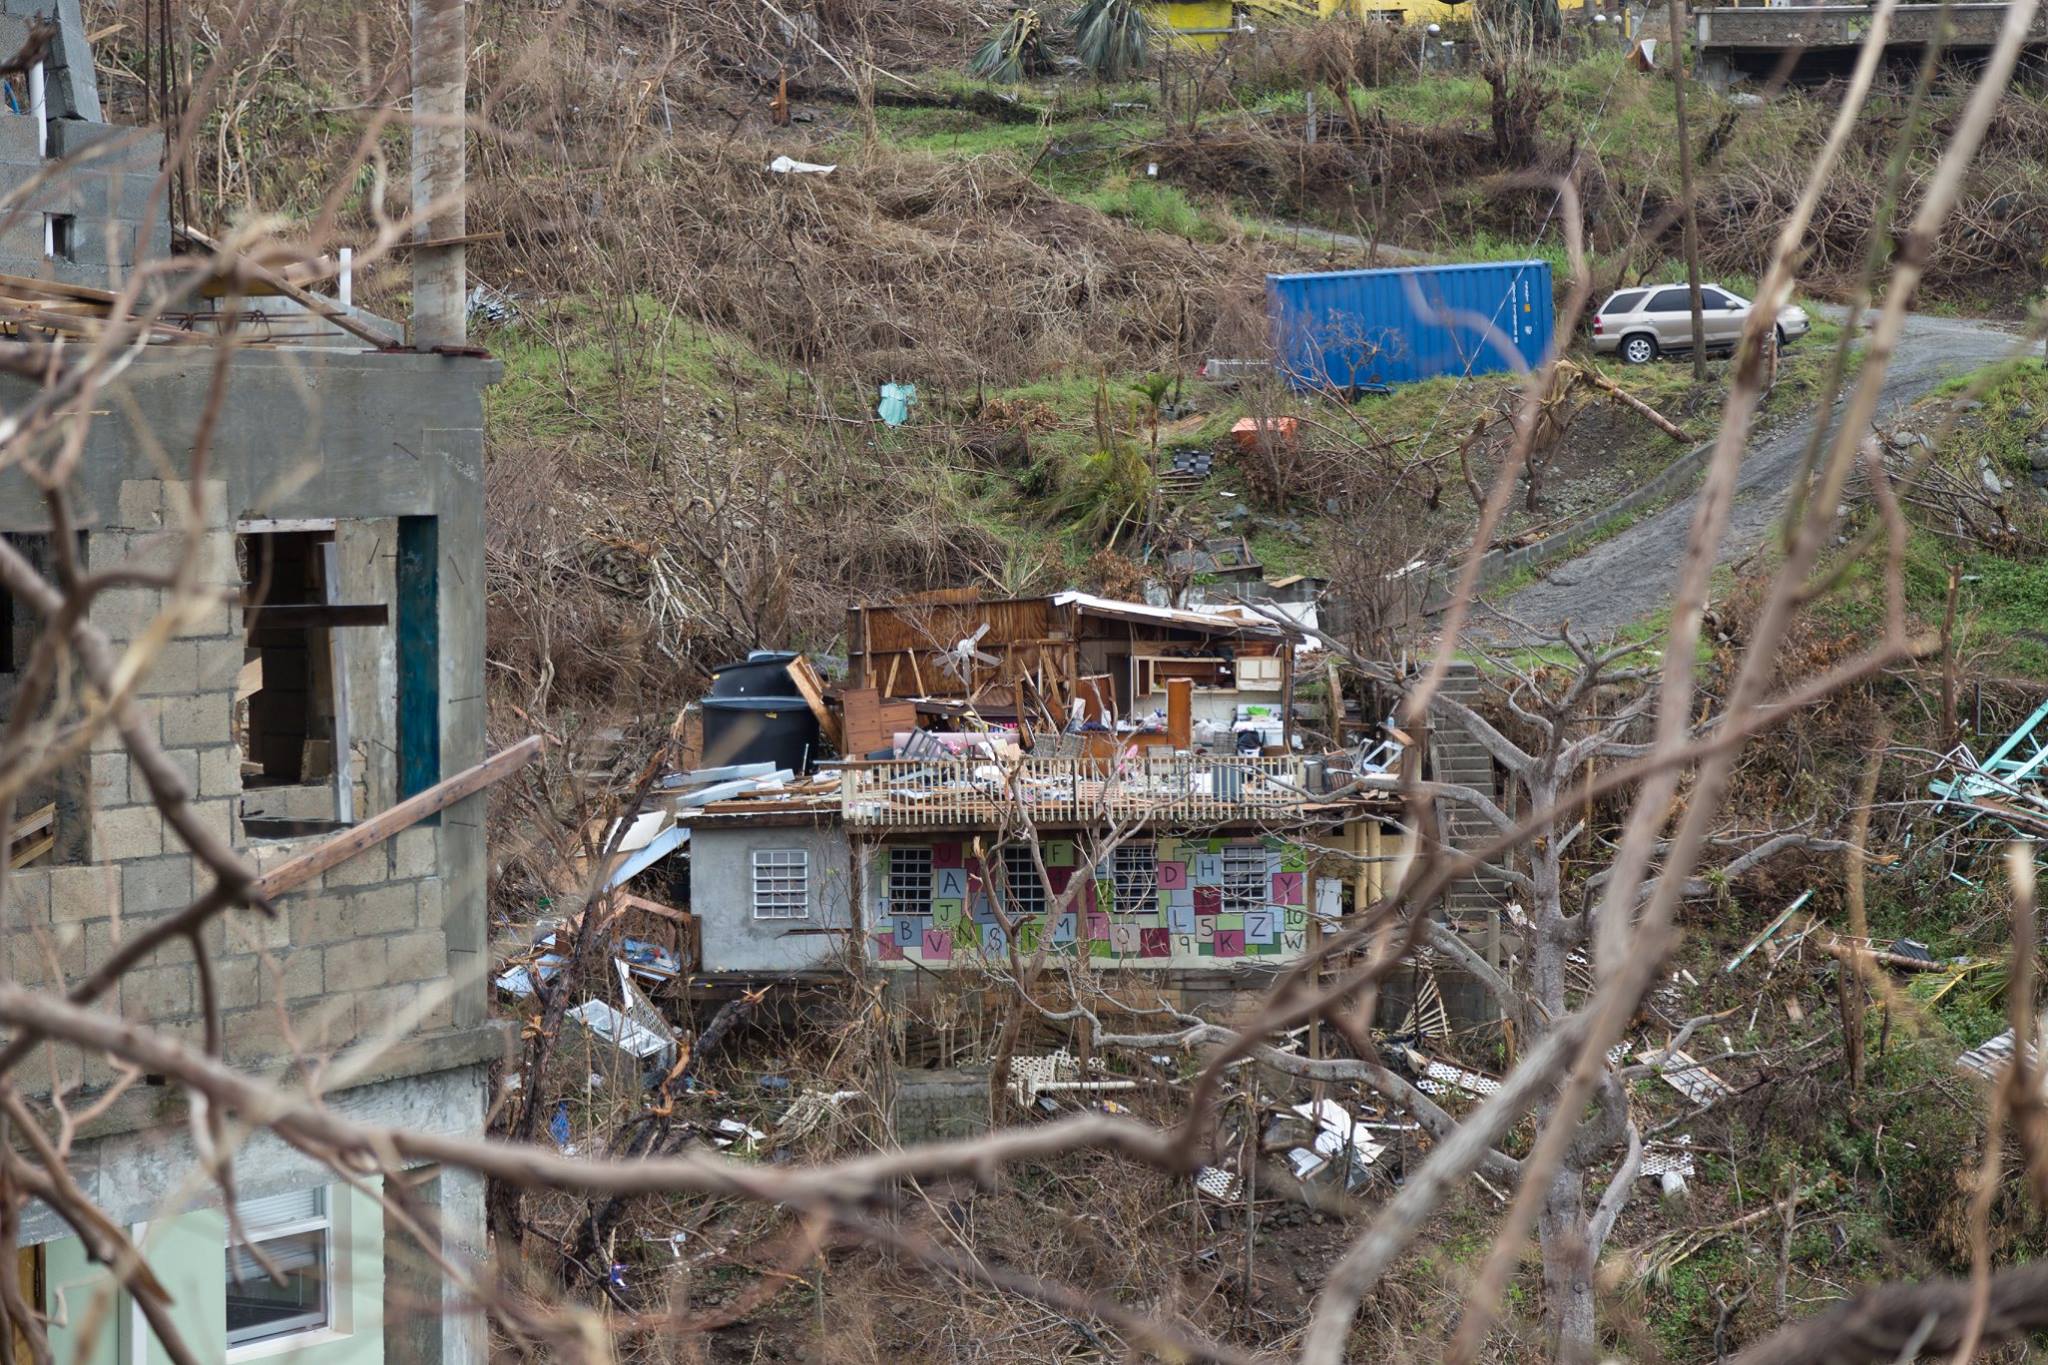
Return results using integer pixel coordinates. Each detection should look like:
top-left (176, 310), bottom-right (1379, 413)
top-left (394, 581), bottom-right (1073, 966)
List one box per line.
top-left (3, 5), bottom-right (500, 1360)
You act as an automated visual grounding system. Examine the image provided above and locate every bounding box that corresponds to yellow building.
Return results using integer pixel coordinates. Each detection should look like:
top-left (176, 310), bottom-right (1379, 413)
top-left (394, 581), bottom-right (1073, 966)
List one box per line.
top-left (1147, 0), bottom-right (1589, 40)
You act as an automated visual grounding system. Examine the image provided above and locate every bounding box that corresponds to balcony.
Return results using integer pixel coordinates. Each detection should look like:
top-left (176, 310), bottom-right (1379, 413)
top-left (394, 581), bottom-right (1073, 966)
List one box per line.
top-left (838, 753), bottom-right (1320, 830)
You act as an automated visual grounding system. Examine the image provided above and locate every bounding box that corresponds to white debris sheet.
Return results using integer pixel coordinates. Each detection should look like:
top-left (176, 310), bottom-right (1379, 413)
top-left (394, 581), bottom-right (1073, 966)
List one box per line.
top-left (1006, 1050), bottom-right (1138, 1107)
top-left (1637, 1047), bottom-right (1736, 1106)
top-left (1957, 1029), bottom-right (2036, 1080)
top-left (1194, 1166), bottom-right (1243, 1202)
top-left (1287, 1099), bottom-right (1387, 1183)
top-left (1639, 1138), bottom-right (1696, 1181)
top-left (1416, 1058), bottom-right (1504, 1098)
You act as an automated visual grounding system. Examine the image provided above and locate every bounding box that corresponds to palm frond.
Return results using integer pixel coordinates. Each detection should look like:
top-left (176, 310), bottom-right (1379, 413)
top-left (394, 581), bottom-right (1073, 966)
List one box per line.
top-left (1068, 0), bottom-right (1153, 81)
top-left (970, 8), bottom-right (1052, 83)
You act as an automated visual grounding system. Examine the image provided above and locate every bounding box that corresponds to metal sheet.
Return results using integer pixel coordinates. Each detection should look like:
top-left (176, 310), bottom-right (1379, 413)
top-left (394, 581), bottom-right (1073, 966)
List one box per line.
top-left (1267, 260), bottom-right (1555, 390)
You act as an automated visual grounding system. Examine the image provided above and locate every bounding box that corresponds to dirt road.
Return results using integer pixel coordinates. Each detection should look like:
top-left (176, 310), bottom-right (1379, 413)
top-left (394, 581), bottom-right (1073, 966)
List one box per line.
top-left (1484, 312), bottom-right (2019, 638)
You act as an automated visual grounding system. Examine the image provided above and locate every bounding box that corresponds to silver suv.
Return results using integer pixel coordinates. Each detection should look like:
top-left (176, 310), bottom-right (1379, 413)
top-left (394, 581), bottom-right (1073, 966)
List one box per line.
top-left (1591, 284), bottom-right (1811, 364)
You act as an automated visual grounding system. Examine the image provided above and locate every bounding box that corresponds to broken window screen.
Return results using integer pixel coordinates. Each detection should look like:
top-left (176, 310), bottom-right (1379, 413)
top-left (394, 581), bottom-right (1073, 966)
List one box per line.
top-left (224, 1186), bottom-right (331, 1347)
top-left (1112, 841), bottom-right (1156, 912)
top-left (1222, 845), bottom-right (1267, 914)
top-left (888, 846), bottom-right (932, 913)
top-left (1002, 844), bottom-right (1047, 919)
top-left (752, 849), bottom-right (809, 919)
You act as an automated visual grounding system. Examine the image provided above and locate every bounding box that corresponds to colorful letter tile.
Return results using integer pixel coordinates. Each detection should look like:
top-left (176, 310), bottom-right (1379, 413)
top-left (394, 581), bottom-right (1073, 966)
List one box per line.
top-left (1047, 864), bottom-right (1074, 892)
top-left (1271, 872), bottom-right (1306, 906)
top-left (1156, 860), bottom-right (1188, 891)
top-left (1053, 913), bottom-right (1077, 944)
top-left (932, 898), bottom-right (964, 930)
top-left (983, 922), bottom-right (1008, 956)
top-left (1246, 909), bottom-right (1276, 944)
top-left (921, 928), bottom-right (953, 960)
top-left (892, 916), bottom-right (924, 947)
top-left (1193, 852), bottom-right (1222, 886)
top-left (1280, 844), bottom-right (1309, 873)
top-left (1215, 930), bottom-right (1245, 958)
top-left (874, 933), bottom-right (904, 961)
top-left (1193, 886), bottom-right (1222, 915)
top-left (936, 866), bottom-right (970, 899)
top-left (1140, 927), bottom-right (1170, 958)
top-left (1167, 901), bottom-right (1197, 935)
top-left (1044, 839), bottom-right (1077, 867)
top-left (1086, 911), bottom-right (1110, 941)
top-left (1110, 923), bottom-right (1141, 955)
top-left (931, 842), bottom-right (962, 868)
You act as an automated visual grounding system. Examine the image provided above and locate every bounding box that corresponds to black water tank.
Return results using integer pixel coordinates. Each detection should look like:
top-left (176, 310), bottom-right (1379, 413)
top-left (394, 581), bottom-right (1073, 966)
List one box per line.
top-left (701, 696), bottom-right (819, 771)
top-left (709, 650), bottom-right (799, 698)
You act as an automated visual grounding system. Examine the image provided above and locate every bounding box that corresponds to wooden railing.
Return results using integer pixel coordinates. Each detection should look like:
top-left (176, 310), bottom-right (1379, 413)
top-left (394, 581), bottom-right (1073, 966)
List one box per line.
top-left (839, 753), bottom-right (1311, 828)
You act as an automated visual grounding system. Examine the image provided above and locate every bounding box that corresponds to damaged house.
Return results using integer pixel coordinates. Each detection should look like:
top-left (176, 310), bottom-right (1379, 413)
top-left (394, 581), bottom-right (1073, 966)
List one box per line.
top-left (619, 592), bottom-right (1415, 995)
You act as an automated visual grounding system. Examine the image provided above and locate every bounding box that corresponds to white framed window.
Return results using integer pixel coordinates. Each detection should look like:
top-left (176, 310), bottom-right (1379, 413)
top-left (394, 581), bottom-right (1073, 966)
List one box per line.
top-left (1001, 845), bottom-right (1047, 919)
top-left (224, 1187), bottom-right (332, 1351)
top-left (888, 846), bottom-right (932, 913)
top-left (1222, 845), bottom-right (1268, 914)
top-left (752, 848), bottom-right (810, 919)
top-left (1112, 841), bottom-right (1156, 911)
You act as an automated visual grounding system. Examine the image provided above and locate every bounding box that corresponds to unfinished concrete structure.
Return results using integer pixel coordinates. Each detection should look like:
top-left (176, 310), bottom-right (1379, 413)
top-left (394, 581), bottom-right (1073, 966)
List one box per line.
top-left (1693, 2), bottom-right (2048, 85)
top-left (2, 5), bottom-right (500, 1361)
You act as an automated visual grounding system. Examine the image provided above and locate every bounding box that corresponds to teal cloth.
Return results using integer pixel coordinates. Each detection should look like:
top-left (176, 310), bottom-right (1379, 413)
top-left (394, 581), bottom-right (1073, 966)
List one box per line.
top-left (878, 382), bottom-right (917, 426)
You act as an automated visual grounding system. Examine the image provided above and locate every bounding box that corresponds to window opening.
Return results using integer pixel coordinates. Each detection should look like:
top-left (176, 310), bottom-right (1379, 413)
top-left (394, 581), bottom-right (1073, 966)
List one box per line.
top-left (752, 849), bottom-right (809, 919)
top-left (888, 846), bottom-right (932, 914)
top-left (1221, 845), bottom-right (1267, 914)
top-left (224, 1186), bottom-right (331, 1348)
top-left (1112, 841), bottom-right (1156, 912)
top-left (1001, 844), bottom-right (1047, 919)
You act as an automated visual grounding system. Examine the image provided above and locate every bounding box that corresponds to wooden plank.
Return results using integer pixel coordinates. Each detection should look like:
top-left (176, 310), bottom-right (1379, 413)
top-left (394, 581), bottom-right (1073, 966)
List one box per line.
top-left (785, 654), bottom-right (843, 751)
top-left (9, 834), bottom-right (54, 869)
top-left (10, 802), bottom-right (54, 842)
top-left (0, 271), bottom-right (120, 304)
top-left (256, 735), bottom-right (544, 899)
top-left (243, 602), bottom-right (388, 630)
top-left (237, 517), bottom-right (338, 534)
top-left (840, 686), bottom-right (886, 757)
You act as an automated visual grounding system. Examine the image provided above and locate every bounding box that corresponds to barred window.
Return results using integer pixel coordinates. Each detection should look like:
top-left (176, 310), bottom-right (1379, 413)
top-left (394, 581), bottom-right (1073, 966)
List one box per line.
top-left (1112, 841), bottom-right (1156, 911)
top-left (752, 849), bottom-right (810, 919)
top-left (1002, 845), bottom-right (1047, 919)
top-left (1222, 846), bottom-right (1268, 914)
top-left (889, 846), bottom-right (933, 913)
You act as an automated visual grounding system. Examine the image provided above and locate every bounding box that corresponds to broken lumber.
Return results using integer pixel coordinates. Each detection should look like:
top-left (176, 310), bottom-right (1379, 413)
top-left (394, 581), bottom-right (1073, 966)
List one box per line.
top-left (786, 653), bottom-right (843, 752)
top-left (177, 224), bottom-right (397, 349)
top-left (1820, 938), bottom-right (1953, 972)
top-left (256, 735), bottom-right (544, 898)
top-left (1567, 362), bottom-right (1691, 443)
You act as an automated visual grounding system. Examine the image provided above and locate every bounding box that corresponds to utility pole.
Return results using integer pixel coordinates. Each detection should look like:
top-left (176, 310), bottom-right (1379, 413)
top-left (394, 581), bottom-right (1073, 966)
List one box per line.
top-left (1667, 0), bottom-right (1706, 380)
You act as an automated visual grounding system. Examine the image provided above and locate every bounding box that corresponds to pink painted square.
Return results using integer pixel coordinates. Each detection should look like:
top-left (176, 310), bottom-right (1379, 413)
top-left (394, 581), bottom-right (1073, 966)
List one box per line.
top-left (1271, 872), bottom-right (1306, 906)
top-left (1156, 860), bottom-right (1188, 891)
top-left (1193, 886), bottom-right (1222, 915)
top-left (1214, 930), bottom-right (1245, 958)
top-left (921, 928), bottom-right (953, 961)
top-left (931, 842), bottom-right (963, 869)
top-left (874, 933), bottom-right (905, 962)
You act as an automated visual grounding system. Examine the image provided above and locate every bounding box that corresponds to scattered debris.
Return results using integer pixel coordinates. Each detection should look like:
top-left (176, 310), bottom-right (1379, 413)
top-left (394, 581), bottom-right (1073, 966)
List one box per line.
top-left (1636, 1047), bottom-right (1736, 1108)
top-left (1194, 1166), bottom-right (1243, 1202)
top-left (878, 380), bottom-right (917, 425)
top-left (1723, 889), bottom-right (1813, 974)
top-left (1957, 1029), bottom-right (2027, 1081)
top-left (767, 154), bottom-right (836, 175)
top-left (1285, 1099), bottom-right (1386, 1187)
top-left (566, 961), bottom-right (680, 1081)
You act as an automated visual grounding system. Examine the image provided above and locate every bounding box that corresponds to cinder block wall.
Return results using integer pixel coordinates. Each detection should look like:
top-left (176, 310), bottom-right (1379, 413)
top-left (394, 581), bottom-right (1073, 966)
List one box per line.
top-left (1, 346), bottom-right (499, 1103)
top-left (5, 479), bottom-right (457, 1084)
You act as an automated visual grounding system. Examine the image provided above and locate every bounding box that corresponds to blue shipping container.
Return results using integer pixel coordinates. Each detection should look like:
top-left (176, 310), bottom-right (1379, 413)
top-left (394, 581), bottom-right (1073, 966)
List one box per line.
top-left (1266, 260), bottom-right (1555, 391)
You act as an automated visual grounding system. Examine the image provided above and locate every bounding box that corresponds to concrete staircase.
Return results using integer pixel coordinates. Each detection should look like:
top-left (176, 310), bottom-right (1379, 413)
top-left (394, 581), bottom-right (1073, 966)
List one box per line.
top-left (1429, 663), bottom-right (1512, 953)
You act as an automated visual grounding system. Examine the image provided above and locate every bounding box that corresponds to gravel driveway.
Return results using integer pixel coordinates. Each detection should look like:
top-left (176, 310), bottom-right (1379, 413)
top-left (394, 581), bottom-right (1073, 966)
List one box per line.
top-left (1483, 312), bottom-right (2022, 638)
